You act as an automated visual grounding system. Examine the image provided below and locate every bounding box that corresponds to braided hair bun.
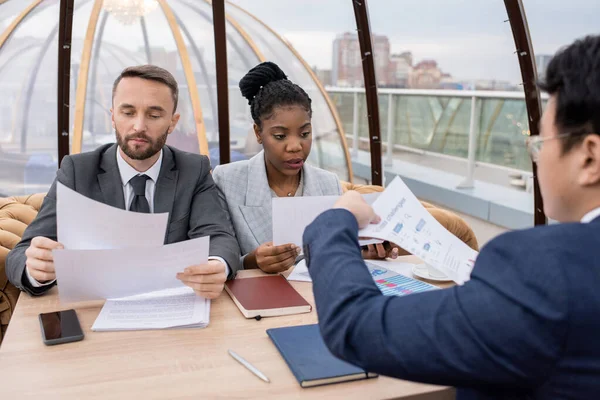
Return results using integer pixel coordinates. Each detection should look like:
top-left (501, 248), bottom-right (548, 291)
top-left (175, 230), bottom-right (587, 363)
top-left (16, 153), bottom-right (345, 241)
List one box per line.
top-left (239, 61), bottom-right (312, 128)
top-left (239, 61), bottom-right (287, 105)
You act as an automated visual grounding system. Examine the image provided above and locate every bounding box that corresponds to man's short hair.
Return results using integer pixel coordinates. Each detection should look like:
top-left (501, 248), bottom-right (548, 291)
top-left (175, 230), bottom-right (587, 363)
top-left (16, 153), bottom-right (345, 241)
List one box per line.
top-left (537, 35), bottom-right (600, 153)
top-left (112, 65), bottom-right (179, 112)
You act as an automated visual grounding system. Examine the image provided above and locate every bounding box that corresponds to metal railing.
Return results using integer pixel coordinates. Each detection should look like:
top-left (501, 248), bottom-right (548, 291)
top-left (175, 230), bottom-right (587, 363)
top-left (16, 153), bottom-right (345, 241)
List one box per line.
top-left (327, 86), bottom-right (549, 190)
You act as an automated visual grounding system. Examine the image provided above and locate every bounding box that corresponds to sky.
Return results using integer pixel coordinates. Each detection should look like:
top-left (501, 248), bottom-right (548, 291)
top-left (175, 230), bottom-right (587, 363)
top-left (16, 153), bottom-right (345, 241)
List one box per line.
top-left (1, 0), bottom-right (598, 85)
top-left (229, 0), bottom-right (600, 84)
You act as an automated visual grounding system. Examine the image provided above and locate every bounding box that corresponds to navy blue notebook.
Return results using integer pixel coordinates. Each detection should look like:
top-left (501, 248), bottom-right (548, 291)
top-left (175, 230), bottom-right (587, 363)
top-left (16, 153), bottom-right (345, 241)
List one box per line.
top-left (267, 324), bottom-right (378, 388)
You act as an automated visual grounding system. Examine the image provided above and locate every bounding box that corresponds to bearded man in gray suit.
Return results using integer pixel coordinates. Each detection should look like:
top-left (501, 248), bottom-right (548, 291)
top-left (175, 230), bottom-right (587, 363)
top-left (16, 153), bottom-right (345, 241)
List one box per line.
top-left (6, 65), bottom-right (241, 299)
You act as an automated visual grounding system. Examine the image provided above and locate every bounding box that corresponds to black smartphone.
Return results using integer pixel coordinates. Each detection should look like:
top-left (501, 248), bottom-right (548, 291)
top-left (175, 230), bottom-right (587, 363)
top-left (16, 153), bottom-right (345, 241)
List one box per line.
top-left (39, 309), bottom-right (84, 346)
top-left (360, 241), bottom-right (392, 252)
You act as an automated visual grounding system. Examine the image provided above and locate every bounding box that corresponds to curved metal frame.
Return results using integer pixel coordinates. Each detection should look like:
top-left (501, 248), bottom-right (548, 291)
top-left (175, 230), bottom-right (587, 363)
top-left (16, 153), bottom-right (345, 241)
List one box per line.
top-left (204, 0), bottom-right (265, 62)
top-left (227, 0), bottom-right (354, 182)
top-left (0, 0), bottom-right (43, 151)
top-left (352, 0), bottom-right (381, 185)
top-left (87, 10), bottom-right (109, 139)
top-left (71, 0), bottom-right (104, 154)
top-left (57, 0), bottom-right (75, 162)
top-left (170, 6), bottom-right (219, 140)
top-left (0, 0), bottom-right (43, 50)
top-left (211, 0), bottom-right (231, 164)
top-left (140, 16), bottom-right (152, 64)
top-left (19, 0), bottom-right (91, 152)
top-left (178, 0), bottom-right (261, 138)
top-left (157, 0), bottom-right (209, 155)
top-left (504, 0), bottom-right (545, 225)
top-left (181, 0), bottom-right (259, 70)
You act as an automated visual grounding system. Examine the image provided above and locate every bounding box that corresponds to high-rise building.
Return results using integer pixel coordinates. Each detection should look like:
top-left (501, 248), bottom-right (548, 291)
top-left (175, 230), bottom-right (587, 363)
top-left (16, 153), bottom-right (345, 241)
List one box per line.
top-left (332, 32), bottom-right (391, 87)
top-left (389, 52), bottom-right (413, 88)
top-left (535, 54), bottom-right (553, 80)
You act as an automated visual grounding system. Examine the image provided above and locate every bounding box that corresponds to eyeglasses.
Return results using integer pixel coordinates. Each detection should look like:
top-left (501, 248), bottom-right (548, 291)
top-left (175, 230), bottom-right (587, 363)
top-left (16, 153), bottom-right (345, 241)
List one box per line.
top-left (525, 132), bottom-right (573, 162)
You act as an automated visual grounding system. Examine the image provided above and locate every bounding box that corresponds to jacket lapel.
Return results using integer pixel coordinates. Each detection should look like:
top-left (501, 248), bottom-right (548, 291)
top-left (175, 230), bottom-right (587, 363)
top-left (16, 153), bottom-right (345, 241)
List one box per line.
top-left (301, 164), bottom-right (325, 196)
top-left (98, 144), bottom-right (126, 210)
top-left (239, 151), bottom-right (272, 245)
top-left (154, 146), bottom-right (178, 219)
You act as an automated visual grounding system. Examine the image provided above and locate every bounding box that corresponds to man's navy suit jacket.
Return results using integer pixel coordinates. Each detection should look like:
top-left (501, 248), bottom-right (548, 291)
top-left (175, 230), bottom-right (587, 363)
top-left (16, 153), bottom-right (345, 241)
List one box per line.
top-left (304, 209), bottom-right (600, 399)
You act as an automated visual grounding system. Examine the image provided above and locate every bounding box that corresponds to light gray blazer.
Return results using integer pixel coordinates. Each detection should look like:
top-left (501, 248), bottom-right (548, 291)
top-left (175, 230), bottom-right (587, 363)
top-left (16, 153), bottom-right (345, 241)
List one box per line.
top-left (213, 151), bottom-right (343, 256)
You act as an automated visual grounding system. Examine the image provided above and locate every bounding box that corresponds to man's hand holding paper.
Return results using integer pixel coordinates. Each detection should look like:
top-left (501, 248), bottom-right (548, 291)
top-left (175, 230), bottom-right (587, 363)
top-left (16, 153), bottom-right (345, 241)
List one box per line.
top-left (25, 236), bottom-right (64, 284)
top-left (177, 259), bottom-right (228, 299)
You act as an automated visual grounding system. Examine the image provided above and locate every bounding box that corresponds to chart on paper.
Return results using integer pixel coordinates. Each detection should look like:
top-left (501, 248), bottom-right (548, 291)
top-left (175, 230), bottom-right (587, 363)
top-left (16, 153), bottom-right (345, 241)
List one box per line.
top-left (359, 177), bottom-right (479, 283)
top-left (367, 263), bottom-right (437, 296)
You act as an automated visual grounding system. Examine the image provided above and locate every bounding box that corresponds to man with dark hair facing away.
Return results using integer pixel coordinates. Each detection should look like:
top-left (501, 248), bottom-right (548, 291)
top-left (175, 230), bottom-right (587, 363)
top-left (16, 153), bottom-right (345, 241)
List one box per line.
top-left (304, 35), bottom-right (600, 399)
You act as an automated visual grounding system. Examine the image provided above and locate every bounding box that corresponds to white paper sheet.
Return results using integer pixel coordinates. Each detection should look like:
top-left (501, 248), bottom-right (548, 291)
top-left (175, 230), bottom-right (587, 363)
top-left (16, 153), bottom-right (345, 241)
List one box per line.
top-left (359, 176), bottom-right (478, 284)
top-left (286, 259), bottom-right (312, 282)
top-left (53, 236), bottom-right (209, 303)
top-left (57, 182), bottom-right (169, 250)
top-left (92, 287), bottom-right (210, 331)
top-left (286, 259), bottom-right (416, 283)
top-left (273, 193), bottom-right (382, 247)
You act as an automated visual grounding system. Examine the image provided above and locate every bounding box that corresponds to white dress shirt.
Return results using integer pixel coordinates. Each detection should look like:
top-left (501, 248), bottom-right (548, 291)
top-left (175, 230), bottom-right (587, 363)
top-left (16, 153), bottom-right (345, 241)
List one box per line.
top-left (27, 148), bottom-right (228, 287)
top-left (117, 148), bottom-right (162, 212)
top-left (581, 207), bottom-right (600, 223)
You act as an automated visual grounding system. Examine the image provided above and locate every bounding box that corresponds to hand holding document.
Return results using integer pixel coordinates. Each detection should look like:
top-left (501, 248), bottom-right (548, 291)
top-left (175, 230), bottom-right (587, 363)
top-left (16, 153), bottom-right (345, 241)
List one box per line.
top-left (53, 183), bottom-right (213, 330)
top-left (287, 259), bottom-right (312, 282)
top-left (272, 193), bottom-right (382, 247)
top-left (358, 177), bottom-right (478, 284)
top-left (53, 237), bottom-right (209, 303)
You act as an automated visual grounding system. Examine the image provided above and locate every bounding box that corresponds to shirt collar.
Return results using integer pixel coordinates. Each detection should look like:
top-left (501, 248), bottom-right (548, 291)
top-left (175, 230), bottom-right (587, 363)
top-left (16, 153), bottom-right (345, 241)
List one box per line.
top-left (580, 207), bottom-right (600, 223)
top-left (116, 148), bottom-right (163, 186)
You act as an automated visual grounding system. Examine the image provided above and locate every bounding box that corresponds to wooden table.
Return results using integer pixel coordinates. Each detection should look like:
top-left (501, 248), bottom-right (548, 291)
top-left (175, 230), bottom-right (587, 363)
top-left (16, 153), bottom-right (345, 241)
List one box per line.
top-left (0, 257), bottom-right (454, 399)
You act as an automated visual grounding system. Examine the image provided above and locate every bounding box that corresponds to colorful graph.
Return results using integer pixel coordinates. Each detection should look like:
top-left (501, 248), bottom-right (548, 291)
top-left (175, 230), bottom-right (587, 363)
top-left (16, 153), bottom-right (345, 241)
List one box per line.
top-left (374, 274), bottom-right (437, 296)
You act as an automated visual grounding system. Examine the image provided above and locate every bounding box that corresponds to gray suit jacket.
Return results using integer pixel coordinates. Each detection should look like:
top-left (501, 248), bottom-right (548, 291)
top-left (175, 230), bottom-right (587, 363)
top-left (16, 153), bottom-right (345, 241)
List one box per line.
top-left (212, 150), bottom-right (343, 256)
top-left (6, 143), bottom-right (241, 295)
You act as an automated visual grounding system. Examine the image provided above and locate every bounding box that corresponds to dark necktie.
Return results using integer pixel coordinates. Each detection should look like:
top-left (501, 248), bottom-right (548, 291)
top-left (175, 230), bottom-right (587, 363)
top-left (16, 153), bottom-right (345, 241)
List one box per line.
top-left (129, 174), bottom-right (150, 213)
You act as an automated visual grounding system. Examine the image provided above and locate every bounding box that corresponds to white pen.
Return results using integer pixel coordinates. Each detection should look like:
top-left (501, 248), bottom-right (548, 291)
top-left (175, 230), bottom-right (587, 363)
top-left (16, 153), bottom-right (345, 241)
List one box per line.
top-left (228, 349), bottom-right (270, 383)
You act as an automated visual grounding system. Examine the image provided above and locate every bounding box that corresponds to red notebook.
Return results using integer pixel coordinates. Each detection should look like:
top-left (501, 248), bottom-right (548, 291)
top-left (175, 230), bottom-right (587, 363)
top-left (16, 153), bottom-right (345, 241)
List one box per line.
top-left (225, 275), bottom-right (312, 319)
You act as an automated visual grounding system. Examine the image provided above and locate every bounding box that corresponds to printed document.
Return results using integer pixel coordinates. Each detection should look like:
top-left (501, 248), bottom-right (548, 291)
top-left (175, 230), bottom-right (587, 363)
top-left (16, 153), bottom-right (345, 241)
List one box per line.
top-left (359, 177), bottom-right (478, 284)
top-left (287, 259), bottom-right (312, 282)
top-left (53, 237), bottom-right (209, 303)
top-left (57, 182), bottom-right (168, 249)
top-left (273, 193), bottom-right (381, 247)
top-left (92, 287), bottom-right (210, 331)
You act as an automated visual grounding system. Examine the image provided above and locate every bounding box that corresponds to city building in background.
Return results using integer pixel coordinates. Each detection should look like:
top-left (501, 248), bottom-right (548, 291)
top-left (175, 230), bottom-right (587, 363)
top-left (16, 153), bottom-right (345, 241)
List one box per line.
top-left (409, 60), bottom-right (442, 89)
top-left (332, 32), bottom-right (391, 87)
top-left (389, 52), bottom-right (413, 88)
top-left (330, 32), bottom-right (457, 89)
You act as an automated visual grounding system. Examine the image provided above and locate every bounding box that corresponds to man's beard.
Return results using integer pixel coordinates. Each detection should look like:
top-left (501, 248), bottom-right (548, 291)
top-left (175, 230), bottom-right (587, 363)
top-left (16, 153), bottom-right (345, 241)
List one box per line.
top-left (115, 128), bottom-right (169, 160)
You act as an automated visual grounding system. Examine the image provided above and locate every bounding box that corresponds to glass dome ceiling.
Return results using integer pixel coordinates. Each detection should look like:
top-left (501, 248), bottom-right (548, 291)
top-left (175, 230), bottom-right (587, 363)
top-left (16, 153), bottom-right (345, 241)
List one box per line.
top-left (0, 0), bottom-right (351, 196)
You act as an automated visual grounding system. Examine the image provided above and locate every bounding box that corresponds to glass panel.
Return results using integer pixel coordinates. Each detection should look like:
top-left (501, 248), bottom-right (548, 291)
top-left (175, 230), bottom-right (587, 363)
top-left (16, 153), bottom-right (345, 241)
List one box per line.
top-left (172, 0), bottom-right (262, 166)
top-left (80, 3), bottom-right (200, 155)
top-left (225, 0), bottom-right (354, 181)
top-left (0, 0), bottom-right (65, 196)
top-left (361, 0), bottom-right (534, 235)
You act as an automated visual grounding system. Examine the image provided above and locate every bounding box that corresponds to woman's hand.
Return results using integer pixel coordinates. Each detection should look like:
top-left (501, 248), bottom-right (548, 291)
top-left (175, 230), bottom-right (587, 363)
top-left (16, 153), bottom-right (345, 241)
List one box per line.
top-left (246, 242), bottom-right (301, 273)
top-left (361, 242), bottom-right (400, 260)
